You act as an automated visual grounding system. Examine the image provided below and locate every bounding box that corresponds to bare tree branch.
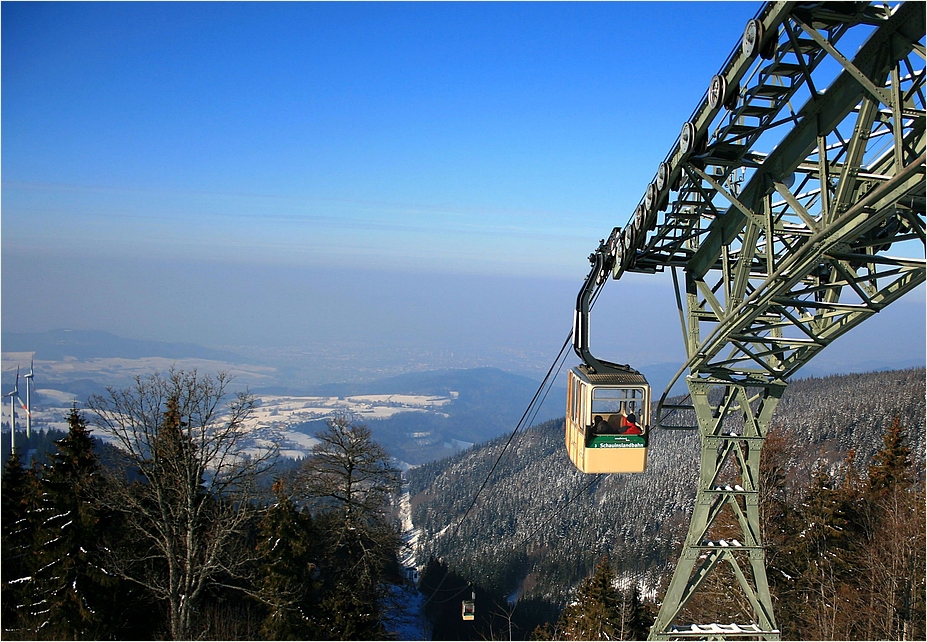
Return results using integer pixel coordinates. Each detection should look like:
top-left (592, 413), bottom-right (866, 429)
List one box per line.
top-left (88, 368), bottom-right (277, 640)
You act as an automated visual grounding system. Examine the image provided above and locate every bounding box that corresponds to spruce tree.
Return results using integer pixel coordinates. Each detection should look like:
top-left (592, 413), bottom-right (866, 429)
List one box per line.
top-left (255, 481), bottom-right (321, 640)
top-left (1, 452), bottom-right (41, 637)
top-left (30, 407), bottom-right (119, 640)
top-left (314, 511), bottom-right (391, 640)
top-left (557, 556), bottom-right (623, 640)
top-left (774, 459), bottom-right (861, 640)
top-left (621, 584), bottom-right (652, 641)
top-left (299, 416), bottom-right (401, 640)
top-left (867, 416), bottom-right (913, 495)
top-left (856, 418), bottom-right (925, 641)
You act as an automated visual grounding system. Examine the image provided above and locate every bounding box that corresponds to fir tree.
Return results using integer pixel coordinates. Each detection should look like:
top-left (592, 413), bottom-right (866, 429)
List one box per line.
top-left (774, 458), bottom-right (861, 640)
top-left (30, 407), bottom-right (120, 640)
top-left (620, 584), bottom-right (652, 641)
top-left (855, 418), bottom-right (925, 641)
top-left (313, 511), bottom-right (392, 640)
top-left (557, 556), bottom-right (623, 640)
top-left (867, 416), bottom-right (913, 495)
top-left (1, 451), bottom-right (41, 637)
top-left (255, 481), bottom-right (321, 640)
top-left (298, 416), bottom-right (401, 640)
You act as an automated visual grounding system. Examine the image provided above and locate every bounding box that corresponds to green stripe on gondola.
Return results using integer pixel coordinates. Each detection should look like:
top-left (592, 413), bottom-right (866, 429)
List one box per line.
top-left (589, 435), bottom-right (646, 448)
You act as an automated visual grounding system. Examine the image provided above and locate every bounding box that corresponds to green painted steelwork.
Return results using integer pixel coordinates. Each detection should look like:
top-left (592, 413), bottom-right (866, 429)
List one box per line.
top-left (579, 1), bottom-right (925, 639)
top-left (649, 379), bottom-right (785, 640)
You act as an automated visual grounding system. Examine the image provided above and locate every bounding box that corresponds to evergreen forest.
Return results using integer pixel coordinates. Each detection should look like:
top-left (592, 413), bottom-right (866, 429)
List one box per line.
top-left (2, 371), bottom-right (404, 640)
top-left (1, 367), bottom-right (924, 640)
top-left (410, 367), bottom-right (925, 640)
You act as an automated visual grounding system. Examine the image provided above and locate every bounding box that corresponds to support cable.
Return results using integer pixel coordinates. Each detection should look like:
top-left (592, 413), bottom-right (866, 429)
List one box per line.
top-left (418, 280), bottom-right (609, 611)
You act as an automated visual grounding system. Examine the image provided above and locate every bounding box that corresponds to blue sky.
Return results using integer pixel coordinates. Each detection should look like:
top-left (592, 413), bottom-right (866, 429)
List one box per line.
top-left (2, 1), bottom-right (923, 377)
top-left (3, 2), bottom-right (761, 275)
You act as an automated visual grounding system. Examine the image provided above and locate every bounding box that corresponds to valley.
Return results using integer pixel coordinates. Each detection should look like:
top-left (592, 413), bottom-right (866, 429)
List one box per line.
top-left (2, 330), bottom-right (924, 639)
top-left (1, 331), bottom-right (560, 465)
top-left (408, 367), bottom-right (926, 635)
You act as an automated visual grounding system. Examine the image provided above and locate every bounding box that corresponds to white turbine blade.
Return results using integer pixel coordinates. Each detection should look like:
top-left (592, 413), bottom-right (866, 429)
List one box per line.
top-left (17, 395), bottom-right (31, 418)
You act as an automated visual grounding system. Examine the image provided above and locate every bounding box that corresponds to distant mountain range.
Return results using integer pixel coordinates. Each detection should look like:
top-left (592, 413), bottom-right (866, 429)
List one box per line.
top-left (6, 329), bottom-right (921, 470)
top-left (2, 329), bottom-right (252, 363)
top-left (271, 367), bottom-right (566, 465)
top-left (1, 327), bottom-right (567, 465)
top-left (305, 367), bottom-right (543, 398)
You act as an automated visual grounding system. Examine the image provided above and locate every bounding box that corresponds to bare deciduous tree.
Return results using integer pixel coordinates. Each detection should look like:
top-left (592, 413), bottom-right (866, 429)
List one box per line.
top-left (298, 415), bottom-right (401, 639)
top-left (302, 414), bottom-right (400, 529)
top-left (88, 369), bottom-right (276, 640)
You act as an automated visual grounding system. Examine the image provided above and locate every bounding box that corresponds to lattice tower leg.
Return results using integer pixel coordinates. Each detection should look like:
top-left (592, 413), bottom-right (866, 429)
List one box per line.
top-left (649, 377), bottom-right (785, 641)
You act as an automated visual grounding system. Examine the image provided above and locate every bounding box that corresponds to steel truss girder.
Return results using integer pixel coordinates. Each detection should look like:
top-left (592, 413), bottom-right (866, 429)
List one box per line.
top-left (607, 2), bottom-right (927, 640)
top-left (681, 158), bottom-right (925, 382)
top-left (625, 1), bottom-right (924, 282)
top-left (650, 379), bottom-right (785, 641)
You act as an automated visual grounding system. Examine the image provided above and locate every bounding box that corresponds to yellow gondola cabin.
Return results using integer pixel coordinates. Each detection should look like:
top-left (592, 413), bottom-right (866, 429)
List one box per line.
top-left (462, 591), bottom-right (475, 621)
top-left (566, 366), bottom-right (651, 473)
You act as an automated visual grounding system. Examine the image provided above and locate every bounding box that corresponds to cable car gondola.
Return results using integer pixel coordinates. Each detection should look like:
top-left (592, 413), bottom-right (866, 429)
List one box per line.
top-left (567, 234), bottom-right (651, 474)
top-left (461, 589), bottom-right (475, 621)
top-left (566, 366), bottom-right (650, 473)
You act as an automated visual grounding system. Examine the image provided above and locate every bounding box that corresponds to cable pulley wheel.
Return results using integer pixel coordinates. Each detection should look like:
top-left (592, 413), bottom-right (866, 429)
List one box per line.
top-left (708, 74), bottom-right (727, 110)
top-left (680, 121), bottom-right (697, 155)
top-left (656, 162), bottom-right (670, 191)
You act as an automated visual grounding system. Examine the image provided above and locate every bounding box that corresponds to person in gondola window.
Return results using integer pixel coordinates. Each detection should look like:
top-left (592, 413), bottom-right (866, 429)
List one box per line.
top-left (622, 409), bottom-right (643, 435)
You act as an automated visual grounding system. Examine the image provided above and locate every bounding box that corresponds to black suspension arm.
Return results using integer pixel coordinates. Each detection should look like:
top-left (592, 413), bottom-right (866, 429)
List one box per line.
top-left (572, 236), bottom-right (634, 375)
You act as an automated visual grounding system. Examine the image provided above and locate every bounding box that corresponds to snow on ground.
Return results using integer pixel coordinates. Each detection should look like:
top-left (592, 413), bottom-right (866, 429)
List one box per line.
top-left (398, 488), bottom-right (420, 569)
top-left (382, 476), bottom-right (430, 640)
top-left (35, 388), bottom-right (81, 404)
top-left (8, 389), bottom-right (456, 461)
top-left (245, 393), bottom-right (455, 436)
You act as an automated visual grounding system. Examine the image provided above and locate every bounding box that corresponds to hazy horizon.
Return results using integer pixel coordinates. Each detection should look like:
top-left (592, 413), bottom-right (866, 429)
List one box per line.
top-left (4, 249), bottom-right (923, 385)
top-left (3, 2), bottom-right (924, 385)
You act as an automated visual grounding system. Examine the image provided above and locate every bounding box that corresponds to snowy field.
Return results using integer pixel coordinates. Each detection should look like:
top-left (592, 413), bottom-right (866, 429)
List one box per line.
top-left (240, 392), bottom-right (455, 458)
top-left (3, 385), bottom-right (456, 461)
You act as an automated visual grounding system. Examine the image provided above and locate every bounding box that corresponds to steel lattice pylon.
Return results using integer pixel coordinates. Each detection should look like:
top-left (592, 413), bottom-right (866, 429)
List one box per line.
top-left (588, 2), bottom-right (924, 639)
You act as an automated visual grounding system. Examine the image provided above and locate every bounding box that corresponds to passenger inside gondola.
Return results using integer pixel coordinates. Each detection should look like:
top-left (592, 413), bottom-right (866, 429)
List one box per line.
top-left (622, 409), bottom-right (643, 434)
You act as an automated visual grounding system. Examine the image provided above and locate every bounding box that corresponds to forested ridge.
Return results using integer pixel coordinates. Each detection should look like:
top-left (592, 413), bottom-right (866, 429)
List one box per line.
top-left (1, 367), bottom-right (923, 640)
top-left (1, 371), bottom-right (405, 640)
top-left (409, 367), bottom-right (925, 639)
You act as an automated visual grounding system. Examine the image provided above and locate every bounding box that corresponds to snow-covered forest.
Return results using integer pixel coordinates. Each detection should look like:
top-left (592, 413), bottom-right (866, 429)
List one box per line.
top-left (1, 367), bottom-right (923, 640)
top-left (409, 367), bottom-right (925, 639)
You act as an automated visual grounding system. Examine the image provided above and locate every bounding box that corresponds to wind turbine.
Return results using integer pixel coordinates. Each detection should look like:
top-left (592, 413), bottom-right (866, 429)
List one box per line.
top-left (22, 359), bottom-right (34, 439)
top-left (3, 367), bottom-right (20, 454)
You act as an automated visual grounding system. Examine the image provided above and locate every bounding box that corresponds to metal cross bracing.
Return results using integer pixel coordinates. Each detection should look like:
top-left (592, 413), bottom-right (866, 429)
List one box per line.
top-left (586, 1), bottom-right (924, 640)
top-left (611, 0), bottom-right (925, 386)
